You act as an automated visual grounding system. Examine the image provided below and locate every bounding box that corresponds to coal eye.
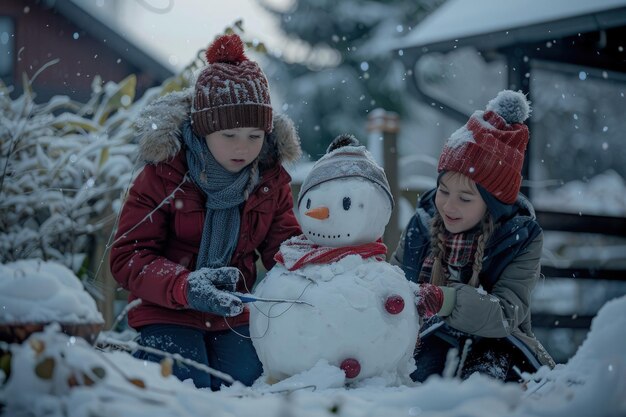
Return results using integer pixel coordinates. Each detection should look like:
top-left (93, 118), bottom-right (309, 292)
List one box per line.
top-left (343, 197), bottom-right (351, 210)
top-left (306, 198), bottom-right (311, 209)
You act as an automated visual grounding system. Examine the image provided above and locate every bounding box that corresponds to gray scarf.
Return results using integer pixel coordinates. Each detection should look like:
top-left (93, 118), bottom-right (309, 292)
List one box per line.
top-left (182, 121), bottom-right (256, 269)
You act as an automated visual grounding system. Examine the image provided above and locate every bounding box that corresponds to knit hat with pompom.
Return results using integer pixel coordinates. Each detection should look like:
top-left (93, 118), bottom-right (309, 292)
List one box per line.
top-left (191, 34), bottom-right (273, 136)
top-left (298, 134), bottom-right (394, 209)
top-left (437, 90), bottom-right (531, 204)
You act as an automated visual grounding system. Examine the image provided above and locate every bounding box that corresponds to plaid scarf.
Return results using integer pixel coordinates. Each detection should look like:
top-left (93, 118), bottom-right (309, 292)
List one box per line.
top-left (418, 229), bottom-right (481, 283)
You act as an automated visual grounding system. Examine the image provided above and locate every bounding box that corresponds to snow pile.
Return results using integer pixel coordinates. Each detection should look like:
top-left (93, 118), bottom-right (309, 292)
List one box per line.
top-left (0, 260), bottom-right (103, 325)
top-left (569, 295), bottom-right (626, 367)
top-left (533, 170), bottom-right (626, 216)
top-left (1, 295), bottom-right (625, 416)
top-left (519, 295), bottom-right (626, 416)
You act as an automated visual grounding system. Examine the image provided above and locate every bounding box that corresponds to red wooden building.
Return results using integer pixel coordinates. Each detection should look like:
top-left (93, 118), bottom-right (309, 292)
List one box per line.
top-left (0, 0), bottom-right (173, 102)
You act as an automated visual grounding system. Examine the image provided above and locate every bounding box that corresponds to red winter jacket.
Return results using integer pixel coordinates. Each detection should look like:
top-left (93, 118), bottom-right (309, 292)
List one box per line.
top-left (109, 89), bottom-right (302, 332)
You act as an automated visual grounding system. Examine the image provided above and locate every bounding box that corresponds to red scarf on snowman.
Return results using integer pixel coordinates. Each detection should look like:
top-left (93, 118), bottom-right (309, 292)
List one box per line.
top-left (274, 234), bottom-right (388, 271)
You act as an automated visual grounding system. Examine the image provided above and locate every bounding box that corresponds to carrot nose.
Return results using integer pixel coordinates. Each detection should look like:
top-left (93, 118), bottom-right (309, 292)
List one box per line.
top-left (305, 206), bottom-right (329, 220)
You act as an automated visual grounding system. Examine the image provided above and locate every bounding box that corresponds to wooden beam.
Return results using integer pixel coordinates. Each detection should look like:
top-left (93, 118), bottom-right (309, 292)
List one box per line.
top-left (536, 210), bottom-right (626, 236)
top-left (541, 266), bottom-right (626, 281)
top-left (532, 313), bottom-right (594, 329)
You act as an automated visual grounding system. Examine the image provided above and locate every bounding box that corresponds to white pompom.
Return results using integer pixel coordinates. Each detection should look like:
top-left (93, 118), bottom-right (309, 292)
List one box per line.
top-left (486, 90), bottom-right (530, 124)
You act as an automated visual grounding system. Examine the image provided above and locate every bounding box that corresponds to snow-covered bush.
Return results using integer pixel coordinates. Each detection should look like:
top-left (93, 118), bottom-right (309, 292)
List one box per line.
top-left (0, 71), bottom-right (177, 274)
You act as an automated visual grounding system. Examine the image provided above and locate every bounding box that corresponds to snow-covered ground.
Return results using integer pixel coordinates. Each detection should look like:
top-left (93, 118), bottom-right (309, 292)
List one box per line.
top-left (533, 170), bottom-right (626, 217)
top-left (1, 260), bottom-right (625, 417)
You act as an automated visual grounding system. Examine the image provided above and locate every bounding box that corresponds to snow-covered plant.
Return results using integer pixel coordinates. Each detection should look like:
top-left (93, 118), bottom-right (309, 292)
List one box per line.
top-left (0, 65), bottom-right (171, 274)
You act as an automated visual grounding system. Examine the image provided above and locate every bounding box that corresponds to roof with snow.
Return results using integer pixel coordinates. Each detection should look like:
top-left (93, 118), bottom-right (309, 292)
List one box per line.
top-left (396, 0), bottom-right (626, 53)
top-left (394, 0), bottom-right (626, 124)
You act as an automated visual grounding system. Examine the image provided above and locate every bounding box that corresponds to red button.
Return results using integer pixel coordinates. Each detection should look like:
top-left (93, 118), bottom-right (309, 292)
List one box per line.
top-left (340, 358), bottom-right (361, 379)
top-left (385, 295), bottom-right (405, 314)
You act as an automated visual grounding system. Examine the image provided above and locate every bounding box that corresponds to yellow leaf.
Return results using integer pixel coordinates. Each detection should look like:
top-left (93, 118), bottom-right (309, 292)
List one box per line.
top-left (129, 378), bottom-right (146, 389)
top-left (99, 146), bottom-right (110, 169)
top-left (29, 338), bottom-right (45, 355)
top-left (53, 113), bottom-right (100, 132)
top-left (160, 357), bottom-right (173, 377)
top-left (0, 352), bottom-right (11, 376)
top-left (21, 72), bottom-right (32, 97)
top-left (91, 366), bottom-right (106, 380)
top-left (35, 357), bottom-right (55, 380)
top-left (98, 74), bottom-right (137, 125)
top-left (83, 373), bottom-right (95, 386)
top-left (159, 76), bottom-right (186, 95)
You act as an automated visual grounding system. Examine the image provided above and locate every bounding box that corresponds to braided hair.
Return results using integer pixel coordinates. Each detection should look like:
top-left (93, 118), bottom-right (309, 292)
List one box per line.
top-left (429, 211), bottom-right (494, 287)
top-left (429, 172), bottom-right (495, 287)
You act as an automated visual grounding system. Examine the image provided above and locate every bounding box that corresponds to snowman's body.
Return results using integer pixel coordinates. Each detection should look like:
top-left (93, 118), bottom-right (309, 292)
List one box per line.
top-left (250, 166), bottom-right (419, 384)
top-left (251, 254), bottom-right (418, 383)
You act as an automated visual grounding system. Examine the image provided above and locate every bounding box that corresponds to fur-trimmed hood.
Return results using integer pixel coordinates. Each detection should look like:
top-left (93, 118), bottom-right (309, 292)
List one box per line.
top-left (134, 88), bottom-right (301, 168)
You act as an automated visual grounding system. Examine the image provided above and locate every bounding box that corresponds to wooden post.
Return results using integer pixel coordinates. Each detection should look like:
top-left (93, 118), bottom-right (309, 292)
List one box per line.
top-left (366, 109), bottom-right (401, 254)
top-left (507, 52), bottom-right (532, 198)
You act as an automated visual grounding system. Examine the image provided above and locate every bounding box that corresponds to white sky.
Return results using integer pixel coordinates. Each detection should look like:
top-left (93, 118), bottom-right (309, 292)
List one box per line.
top-left (74, 0), bottom-right (293, 71)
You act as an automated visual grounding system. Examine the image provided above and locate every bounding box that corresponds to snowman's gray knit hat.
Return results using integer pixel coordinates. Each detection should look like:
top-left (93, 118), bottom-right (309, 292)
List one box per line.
top-left (298, 134), bottom-right (394, 209)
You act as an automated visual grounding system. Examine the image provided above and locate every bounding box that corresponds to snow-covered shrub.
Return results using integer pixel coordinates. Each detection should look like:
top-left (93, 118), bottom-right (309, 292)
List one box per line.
top-left (0, 72), bottom-right (173, 273)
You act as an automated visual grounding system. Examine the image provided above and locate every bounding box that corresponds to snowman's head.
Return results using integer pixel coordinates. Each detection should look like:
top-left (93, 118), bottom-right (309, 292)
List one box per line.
top-left (298, 177), bottom-right (392, 247)
top-left (297, 135), bottom-right (394, 247)
top-left (299, 135), bottom-right (393, 208)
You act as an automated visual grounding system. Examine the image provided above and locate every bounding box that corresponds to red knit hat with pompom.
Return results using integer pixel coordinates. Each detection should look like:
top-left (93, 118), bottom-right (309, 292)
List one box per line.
top-left (438, 90), bottom-right (531, 204)
top-left (191, 34), bottom-right (273, 136)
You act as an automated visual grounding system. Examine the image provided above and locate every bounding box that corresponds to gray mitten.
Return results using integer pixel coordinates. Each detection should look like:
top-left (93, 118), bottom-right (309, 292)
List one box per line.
top-left (186, 267), bottom-right (243, 317)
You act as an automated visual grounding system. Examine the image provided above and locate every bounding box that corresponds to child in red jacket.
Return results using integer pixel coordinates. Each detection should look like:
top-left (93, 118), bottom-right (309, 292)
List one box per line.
top-left (110, 34), bottom-right (302, 390)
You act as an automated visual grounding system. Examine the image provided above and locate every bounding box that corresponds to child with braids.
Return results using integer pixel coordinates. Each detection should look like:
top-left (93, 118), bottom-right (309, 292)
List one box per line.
top-left (110, 34), bottom-right (302, 389)
top-left (391, 90), bottom-right (555, 382)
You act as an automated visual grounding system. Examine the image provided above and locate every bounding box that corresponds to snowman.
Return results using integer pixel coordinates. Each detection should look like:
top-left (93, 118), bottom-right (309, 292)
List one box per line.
top-left (249, 135), bottom-right (419, 384)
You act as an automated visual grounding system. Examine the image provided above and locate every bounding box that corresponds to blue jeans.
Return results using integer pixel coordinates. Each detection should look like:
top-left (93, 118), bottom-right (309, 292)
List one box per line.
top-left (133, 324), bottom-right (262, 390)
